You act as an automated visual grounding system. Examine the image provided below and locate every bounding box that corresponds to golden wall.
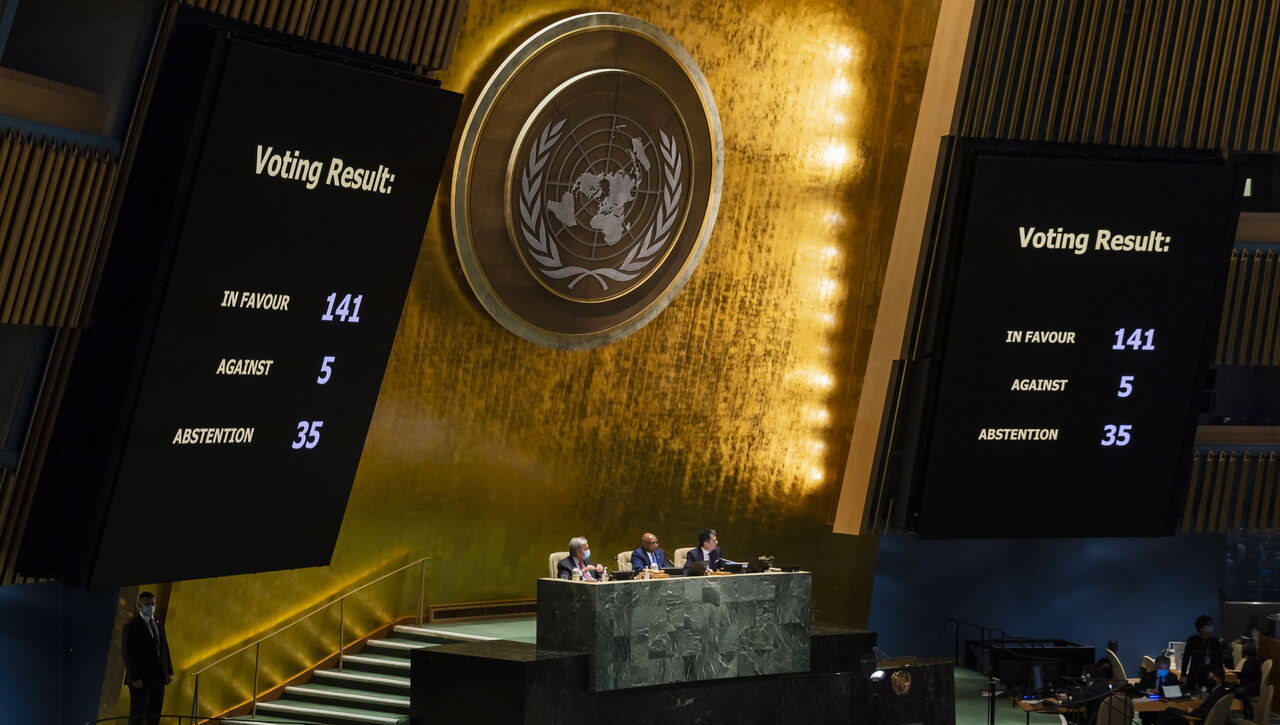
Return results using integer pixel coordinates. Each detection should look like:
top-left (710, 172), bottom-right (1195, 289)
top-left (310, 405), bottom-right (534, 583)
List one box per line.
top-left (141, 0), bottom-right (942, 715)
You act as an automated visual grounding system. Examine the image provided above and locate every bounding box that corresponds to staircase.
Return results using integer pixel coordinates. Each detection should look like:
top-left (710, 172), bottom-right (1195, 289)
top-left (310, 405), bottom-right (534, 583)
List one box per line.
top-left (223, 624), bottom-right (494, 725)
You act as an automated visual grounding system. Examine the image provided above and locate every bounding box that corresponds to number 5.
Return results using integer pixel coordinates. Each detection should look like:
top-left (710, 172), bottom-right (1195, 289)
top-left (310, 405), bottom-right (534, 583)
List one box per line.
top-left (317, 356), bottom-right (335, 385)
top-left (1117, 375), bottom-right (1134, 398)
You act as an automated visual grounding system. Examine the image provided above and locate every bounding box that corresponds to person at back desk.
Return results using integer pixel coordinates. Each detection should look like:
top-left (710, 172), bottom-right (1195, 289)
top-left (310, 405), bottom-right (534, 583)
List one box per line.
top-left (685, 528), bottom-right (725, 572)
top-left (1136, 656), bottom-right (1182, 725)
top-left (631, 532), bottom-right (668, 571)
top-left (1040, 662), bottom-right (1115, 725)
top-left (1164, 672), bottom-right (1229, 724)
top-left (1184, 615), bottom-right (1224, 692)
top-left (1233, 641), bottom-right (1261, 720)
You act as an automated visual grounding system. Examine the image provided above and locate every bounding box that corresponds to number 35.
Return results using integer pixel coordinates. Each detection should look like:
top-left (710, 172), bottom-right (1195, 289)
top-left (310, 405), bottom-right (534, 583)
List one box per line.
top-left (1100, 424), bottom-right (1131, 447)
top-left (292, 420), bottom-right (324, 449)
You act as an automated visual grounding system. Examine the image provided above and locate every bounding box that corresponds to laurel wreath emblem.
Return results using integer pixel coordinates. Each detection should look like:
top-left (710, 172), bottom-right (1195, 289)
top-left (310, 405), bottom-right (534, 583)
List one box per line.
top-left (518, 119), bottom-right (683, 291)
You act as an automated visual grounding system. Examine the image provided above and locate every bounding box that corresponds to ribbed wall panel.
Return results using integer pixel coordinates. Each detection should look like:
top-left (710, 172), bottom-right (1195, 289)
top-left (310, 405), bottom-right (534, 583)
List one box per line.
top-left (1184, 451), bottom-right (1280, 533)
top-left (1215, 250), bottom-right (1280, 366)
top-left (181, 0), bottom-right (467, 71)
top-left (0, 465), bottom-right (16, 584)
top-left (0, 132), bottom-right (115, 328)
top-left (960, 0), bottom-right (1280, 152)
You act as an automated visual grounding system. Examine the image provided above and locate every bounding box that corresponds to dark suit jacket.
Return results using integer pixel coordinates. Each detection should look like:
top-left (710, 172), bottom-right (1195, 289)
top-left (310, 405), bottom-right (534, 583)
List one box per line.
top-left (684, 546), bottom-right (723, 571)
top-left (1184, 634), bottom-right (1225, 689)
top-left (1188, 684), bottom-right (1230, 719)
top-left (631, 547), bottom-right (668, 571)
top-left (1235, 656), bottom-right (1262, 700)
top-left (1137, 669), bottom-right (1182, 693)
top-left (122, 614), bottom-right (173, 686)
top-left (556, 555), bottom-right (598, 580)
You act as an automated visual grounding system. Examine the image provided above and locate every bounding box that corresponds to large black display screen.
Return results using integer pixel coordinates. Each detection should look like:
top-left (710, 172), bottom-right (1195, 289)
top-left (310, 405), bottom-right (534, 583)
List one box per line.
top-left (35, 32), bottom-right (460, 585)
top-left (908, 144), bottom-right (1238, 538)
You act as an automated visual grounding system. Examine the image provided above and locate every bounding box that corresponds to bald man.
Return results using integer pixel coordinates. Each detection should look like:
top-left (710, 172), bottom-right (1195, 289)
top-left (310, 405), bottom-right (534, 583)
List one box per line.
top-left (630, 533), bottom-right (669, 571)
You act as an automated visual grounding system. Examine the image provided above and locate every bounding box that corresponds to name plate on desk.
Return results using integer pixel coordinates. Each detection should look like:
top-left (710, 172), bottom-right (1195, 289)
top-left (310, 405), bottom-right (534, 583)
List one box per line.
top-left (536, 571), bottom-right (812, 691)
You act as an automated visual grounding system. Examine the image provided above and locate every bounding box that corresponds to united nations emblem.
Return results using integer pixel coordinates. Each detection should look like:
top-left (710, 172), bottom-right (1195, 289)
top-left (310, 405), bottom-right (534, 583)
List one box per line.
top-left (453, 14), bottom-right (722, 348)
top-left (891, 669), bottom-right (913, 695)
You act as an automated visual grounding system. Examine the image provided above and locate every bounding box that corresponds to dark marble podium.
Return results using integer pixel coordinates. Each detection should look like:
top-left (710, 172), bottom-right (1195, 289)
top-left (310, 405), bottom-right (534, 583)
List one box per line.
top-left (408, 628), bottom-right (957, 725)
top-left (535, 571), bottom-right (811, 690)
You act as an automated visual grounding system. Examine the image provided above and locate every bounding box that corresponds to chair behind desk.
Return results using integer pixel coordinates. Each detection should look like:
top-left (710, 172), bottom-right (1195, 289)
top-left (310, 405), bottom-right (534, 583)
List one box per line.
top-left (674, 547), bottom-right (694, 568)
top-left (616, 551), bottom-right (633, 572)
top-left (1106, 649), bottom-right (1127, 680)
top-left (1095, 694), bottom-right (1131, 725)
top-left (1204, 689), bottom-right (1235, 725)
top-left (548, 551), bottom-right (569, 579)
top-left (1255, 683), bottom-right (1274, 723)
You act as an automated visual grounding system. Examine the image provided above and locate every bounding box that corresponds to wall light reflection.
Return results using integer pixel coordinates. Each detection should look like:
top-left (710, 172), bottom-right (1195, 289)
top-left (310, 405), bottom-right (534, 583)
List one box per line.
top-left (821, 142), bottom-right (850, 169)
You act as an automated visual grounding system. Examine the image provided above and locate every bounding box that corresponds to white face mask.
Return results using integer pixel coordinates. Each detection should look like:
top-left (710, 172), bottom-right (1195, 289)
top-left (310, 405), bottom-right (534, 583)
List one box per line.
top-left (140, 604), bottom-right (155, 618)
top-left (582, 549), bottom-right (591, 560)
top-left (1203, 625), bottom-right (1214, 634)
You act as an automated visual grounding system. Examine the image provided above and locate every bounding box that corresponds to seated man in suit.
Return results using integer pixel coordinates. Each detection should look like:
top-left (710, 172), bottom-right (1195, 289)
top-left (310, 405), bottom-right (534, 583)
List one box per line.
top-left (1040, 661), bottom-right (1116, 725)
top-left (1165, 671), bottom-right (1231, 724)
top-left (1136, 655), bottom-right (1182, 725)
top-left (1233, 641), bottom-right (1262, 719)
top-left (631, 532), bottom-right (668, 571)
top-left (557, 536), bottom-right (604, 581)
top-left (684, 528), bottom-right (726, 572)
top-left (1138, 655), bottom-right (1183, 695)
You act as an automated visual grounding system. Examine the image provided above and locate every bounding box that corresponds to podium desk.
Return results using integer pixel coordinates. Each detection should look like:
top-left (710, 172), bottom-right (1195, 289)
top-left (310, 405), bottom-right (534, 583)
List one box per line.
top-left (536, 571), bottom-right (811, 691)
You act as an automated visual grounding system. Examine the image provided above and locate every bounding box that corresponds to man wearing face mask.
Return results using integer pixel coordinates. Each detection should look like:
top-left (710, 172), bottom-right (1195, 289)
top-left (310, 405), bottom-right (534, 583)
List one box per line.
top-left (1183, 615), bottom-right (1224, 692)
top-left (556, 536), bottom-right (604, 580)
top-left (1135, 655), bottom-right (1182, 725)
top-left (122, 591), bottom-right (173, 725)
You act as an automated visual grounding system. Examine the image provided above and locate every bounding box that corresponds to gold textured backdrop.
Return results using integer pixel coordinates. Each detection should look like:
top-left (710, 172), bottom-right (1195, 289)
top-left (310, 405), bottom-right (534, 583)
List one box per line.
top-left (139, 0), bottom-right (942, 715)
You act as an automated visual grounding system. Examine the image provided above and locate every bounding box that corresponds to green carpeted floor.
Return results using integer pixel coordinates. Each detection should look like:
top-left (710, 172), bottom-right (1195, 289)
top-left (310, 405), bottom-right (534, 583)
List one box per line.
top-left (418, 616), bottom-right (538, 643)
top-left (955, 667), bottom-right (1041, 725)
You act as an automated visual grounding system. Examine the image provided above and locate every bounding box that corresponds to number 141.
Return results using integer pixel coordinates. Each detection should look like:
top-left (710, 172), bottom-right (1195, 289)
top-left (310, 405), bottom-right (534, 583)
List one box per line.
top-left (1112, 328), bottom-right (1155, 351)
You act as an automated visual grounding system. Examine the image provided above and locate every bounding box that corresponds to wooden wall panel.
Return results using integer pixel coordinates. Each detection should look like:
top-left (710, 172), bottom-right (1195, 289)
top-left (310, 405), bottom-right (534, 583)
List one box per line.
top-left (1184, 450), bottom-right (1280, 534)
top-left (0, 132), bottom-right (115, 328)
top-left (1215, 250), bottom-right (1280, 365)
top-left (960, 0), bottom-right (1280, 152)
top-left (180, 0), bottom-right (467, 71)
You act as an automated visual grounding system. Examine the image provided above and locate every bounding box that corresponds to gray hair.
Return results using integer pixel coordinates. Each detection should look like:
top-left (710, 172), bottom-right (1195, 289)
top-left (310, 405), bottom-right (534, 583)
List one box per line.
top-left (568, 536), bottom-right (588, 555)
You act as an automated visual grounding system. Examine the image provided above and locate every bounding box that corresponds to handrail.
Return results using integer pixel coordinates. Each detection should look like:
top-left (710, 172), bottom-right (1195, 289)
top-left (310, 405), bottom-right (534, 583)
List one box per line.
top-left (87, 717), bottom-right (315, 724)
top-left (190, 556), bottom-right (429, 677)
top-left (948, 618), bottom-right (1087, 679)
top-left (188, 555), bottom-right (429, 720)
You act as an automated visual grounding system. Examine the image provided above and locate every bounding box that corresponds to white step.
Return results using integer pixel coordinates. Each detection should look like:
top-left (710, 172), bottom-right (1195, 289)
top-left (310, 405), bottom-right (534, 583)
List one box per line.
top-left (255, 700), bottom-right (403, 724)
top-left (342, 653), bottom-right (411, 670)
top-left (312, 669), bottom-right (410, 690)
top-left (364, 638), bottom-right (428, 652)
top-left (285, 683), bottom-right (410, 709)
top-left (394, 625), bottom-right (497, 642)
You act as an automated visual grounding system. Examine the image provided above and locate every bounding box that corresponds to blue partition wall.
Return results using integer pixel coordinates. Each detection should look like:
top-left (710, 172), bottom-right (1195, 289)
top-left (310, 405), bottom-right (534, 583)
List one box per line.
top-left (0, 582), bottom-right (116, 724)
top-left (869, 534), bottom-right (1226, 672)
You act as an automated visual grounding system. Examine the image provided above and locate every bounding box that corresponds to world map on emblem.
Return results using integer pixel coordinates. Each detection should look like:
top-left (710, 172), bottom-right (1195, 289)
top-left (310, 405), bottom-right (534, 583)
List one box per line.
top-left (546, 133), bottom-right (650, 246)
top-left (510, 73), bottom-right (692, 302)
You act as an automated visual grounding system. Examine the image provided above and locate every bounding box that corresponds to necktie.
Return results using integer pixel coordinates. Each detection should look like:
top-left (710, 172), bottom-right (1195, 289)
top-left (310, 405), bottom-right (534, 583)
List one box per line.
top-left (148, 619), bottom-right (161, 657)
